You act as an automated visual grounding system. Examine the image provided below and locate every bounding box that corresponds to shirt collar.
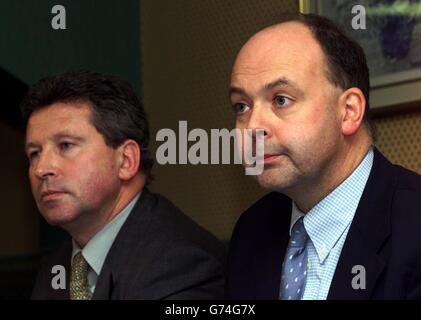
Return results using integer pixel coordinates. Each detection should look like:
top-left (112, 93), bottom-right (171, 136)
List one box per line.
top-left (290, 149), bottom-right (374, 264)
top-left (71, 192), bottom-right (141, 275)
top-left (290, 202), bottom-right (305, 235)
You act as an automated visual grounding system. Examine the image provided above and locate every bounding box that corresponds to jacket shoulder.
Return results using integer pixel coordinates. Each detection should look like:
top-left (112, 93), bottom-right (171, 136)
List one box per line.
top-left (145, 191), bottom-right (225, 252)
top-left (394, 164), bottom-right (421, 191)
top-left (234, 192), bottom-right (291, 232)
top-left (115, 190), bottom-right (226, 299)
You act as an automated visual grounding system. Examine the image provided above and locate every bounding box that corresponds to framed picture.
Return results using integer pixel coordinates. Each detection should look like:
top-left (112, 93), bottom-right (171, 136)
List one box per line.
top-left (300, 0), bottom-right (421, 109)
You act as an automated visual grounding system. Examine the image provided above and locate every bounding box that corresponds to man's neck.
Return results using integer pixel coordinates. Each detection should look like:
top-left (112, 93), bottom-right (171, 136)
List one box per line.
top-left (290, 139), bottom-right (372, 213)
top-left (66, 174), bottom-right (145, 247)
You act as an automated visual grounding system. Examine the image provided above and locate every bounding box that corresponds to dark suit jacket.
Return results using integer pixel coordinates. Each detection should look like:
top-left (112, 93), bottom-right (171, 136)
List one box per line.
top-left (227, 149), bottom-right (421, 299)
top-left (32, 189), bottom-right (226, 299)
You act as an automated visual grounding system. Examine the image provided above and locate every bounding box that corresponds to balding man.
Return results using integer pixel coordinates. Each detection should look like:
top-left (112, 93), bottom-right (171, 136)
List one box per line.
top-left (227, 14), bottom-right (421, 300)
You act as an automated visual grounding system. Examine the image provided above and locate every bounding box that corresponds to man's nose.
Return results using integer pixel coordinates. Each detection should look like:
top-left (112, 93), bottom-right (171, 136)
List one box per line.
top-left (33, 150), bottom-right (58, 180)
top-left (247, 105), bottom-right (270, 138)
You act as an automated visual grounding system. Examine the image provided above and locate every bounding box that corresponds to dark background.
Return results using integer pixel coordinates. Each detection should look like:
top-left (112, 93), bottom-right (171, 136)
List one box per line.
top-left (0, 0), bottom-right (141, 299)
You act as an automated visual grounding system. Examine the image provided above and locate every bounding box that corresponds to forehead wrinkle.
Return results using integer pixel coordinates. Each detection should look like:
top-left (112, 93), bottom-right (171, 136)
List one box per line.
top-left (25, 102), bottom-right (95, 147)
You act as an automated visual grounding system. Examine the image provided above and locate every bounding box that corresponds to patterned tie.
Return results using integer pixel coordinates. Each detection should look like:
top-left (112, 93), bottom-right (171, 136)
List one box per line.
top-left (280, 217), bottom-right (309, 300)
top-left (70, 252), bottom-right (92, 300)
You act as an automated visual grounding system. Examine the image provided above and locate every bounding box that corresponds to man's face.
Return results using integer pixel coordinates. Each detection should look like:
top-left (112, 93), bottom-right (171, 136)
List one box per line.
top-left (26, 102), bottom-right (121, 228)
top-left (230, 22), bottom-right (344, 193)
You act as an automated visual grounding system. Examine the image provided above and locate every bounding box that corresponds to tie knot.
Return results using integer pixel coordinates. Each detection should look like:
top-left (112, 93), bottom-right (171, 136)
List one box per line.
top-left (72, 252), bottom-right (89, 273)
top-left (289, 217), bottom-right (308, 247)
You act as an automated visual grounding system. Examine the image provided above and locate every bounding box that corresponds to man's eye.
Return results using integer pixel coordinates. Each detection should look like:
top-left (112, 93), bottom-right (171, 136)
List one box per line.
top-left (28, 151), bottom-right (39, 160)
top-left (60, 142), bottom-right (73, 150)
top-left (274, 95), bottom-right (293, 108)
top-left (233, 103), bottom-right (250, 114)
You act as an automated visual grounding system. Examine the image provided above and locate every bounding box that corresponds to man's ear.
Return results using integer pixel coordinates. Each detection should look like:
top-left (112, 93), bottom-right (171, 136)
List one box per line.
top-left (339, 87), bottom-right (366, 136)
top-left (118, 139), bottom-right (141, 181)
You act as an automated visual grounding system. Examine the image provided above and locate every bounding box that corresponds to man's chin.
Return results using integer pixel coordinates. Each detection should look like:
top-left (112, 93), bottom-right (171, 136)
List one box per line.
top-left (41, 208), bottom-right (79, 227)
top-left (255, 170), bottom-right (296, 192)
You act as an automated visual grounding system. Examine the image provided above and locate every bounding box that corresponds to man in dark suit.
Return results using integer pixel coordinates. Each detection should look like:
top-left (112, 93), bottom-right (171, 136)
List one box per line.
top-left (22, 71), bottom-right (226, 299)
top-left (227, 14), bottom-right (421, 300)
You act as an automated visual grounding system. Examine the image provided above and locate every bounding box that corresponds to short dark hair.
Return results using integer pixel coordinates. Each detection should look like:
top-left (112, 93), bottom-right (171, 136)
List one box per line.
top-left (276, 13), bottom-right (375, 140)
top-left (20, 71), bottom-right (154, 181)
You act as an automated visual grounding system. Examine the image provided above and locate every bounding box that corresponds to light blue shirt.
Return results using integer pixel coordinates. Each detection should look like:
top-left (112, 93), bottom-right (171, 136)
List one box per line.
top-left (289, 149), bottom-right (374, 300)
top-left (71, 192), bottom-right (141, 296)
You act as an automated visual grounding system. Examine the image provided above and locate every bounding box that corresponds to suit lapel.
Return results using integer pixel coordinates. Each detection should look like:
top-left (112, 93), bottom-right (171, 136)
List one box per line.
top-left (57, 257), bottom-right (71, 299)
top-left (254, 195), bottom-right (292, 299)
top-left (328, 149), bottom-right (395, 299)
top-left (91, 189), bottom-right (155, 300)
top-left (44, 241), bottom-right (72, 299)
top-left (92, 270), bottom-right (113, 299)
top-left (255, 231), bottom-right (290, 299)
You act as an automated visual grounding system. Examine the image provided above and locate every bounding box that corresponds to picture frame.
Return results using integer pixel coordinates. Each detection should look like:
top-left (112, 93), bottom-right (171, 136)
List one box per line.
top-left (299, 0), bottom-right (421, 109)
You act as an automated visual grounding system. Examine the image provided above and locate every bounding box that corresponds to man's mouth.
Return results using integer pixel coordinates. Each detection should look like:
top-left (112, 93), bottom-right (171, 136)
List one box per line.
top-left (40, 190), bottom-right (66, 202)
top-left (263, 154), bottom-right (281, 163)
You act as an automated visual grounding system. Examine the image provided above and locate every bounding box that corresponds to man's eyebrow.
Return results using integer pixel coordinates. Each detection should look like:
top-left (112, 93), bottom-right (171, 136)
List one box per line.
top-left (24, 142), bottom-right (40, 153)
top-left (263, 77), bottom-right (304, 95)
top-left (52, 132), bottom-right (84, 141)
top-left (228, 86), bottom-right (247, 100)
top-left (229, 77), bottom-right (304, 100)
top-left (24, 132), bottom-right (85, 152)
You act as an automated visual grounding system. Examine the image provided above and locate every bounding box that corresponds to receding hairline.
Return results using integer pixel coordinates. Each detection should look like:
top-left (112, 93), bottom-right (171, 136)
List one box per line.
top-left (233, 19), bottom-right (333, 88)
top-left (257, 19), bottom-right (311, 36)
top-left (235, 19), bottom-right (326, 68)
top-left (242, 20), bottom-right (315, 50)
